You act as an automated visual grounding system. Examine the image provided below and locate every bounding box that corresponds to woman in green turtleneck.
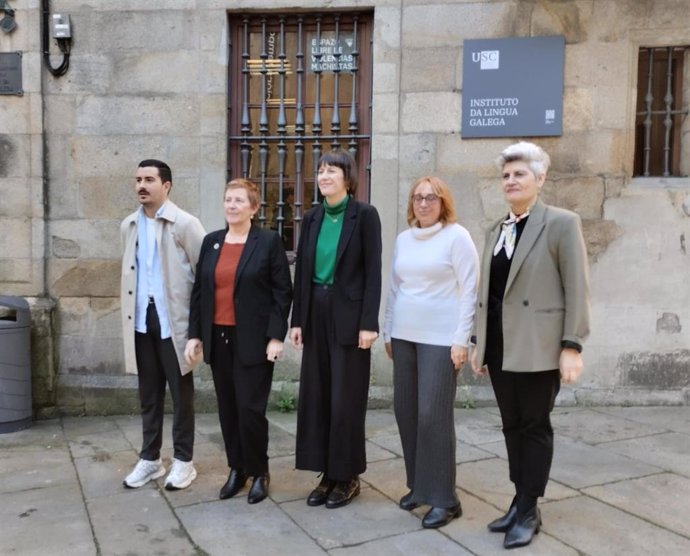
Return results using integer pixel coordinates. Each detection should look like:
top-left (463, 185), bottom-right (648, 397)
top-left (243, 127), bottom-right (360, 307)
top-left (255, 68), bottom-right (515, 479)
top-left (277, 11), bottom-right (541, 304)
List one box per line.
top-left (290, 150), bottom-right (382, 510)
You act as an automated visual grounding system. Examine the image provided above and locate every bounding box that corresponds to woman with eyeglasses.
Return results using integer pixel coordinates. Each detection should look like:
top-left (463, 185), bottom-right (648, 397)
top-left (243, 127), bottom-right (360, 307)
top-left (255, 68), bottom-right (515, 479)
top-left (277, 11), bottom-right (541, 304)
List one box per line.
top-left (383, 176), bottom-right (479, 529)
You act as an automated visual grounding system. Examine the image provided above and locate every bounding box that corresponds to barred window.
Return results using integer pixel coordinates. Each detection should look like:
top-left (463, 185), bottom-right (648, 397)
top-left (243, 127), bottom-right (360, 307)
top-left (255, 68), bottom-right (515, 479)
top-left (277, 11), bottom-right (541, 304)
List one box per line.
top-left (634, 46), bottom-right (690, 177)
top-left (227, 11), bottom-right (374, 252)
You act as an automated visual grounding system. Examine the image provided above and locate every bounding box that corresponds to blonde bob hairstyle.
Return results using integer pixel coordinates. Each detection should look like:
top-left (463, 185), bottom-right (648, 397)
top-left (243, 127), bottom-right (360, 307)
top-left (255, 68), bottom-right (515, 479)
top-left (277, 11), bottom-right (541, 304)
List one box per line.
top-left (406, 176), bottom-right (458, 227)
top-left (224, 178), bottom-right (261, 209)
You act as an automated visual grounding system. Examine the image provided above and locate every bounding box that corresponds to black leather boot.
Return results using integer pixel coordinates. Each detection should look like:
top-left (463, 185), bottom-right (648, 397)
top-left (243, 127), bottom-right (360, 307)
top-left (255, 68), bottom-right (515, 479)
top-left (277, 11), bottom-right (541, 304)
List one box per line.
top-left (504, 505), bottom-right (541, 549)
top-left (488, 496), bottom-right (518, 532)
top-left (219, 468), bottom-right (248, 500)
top-left (247, 473), bottom-right (270, 504)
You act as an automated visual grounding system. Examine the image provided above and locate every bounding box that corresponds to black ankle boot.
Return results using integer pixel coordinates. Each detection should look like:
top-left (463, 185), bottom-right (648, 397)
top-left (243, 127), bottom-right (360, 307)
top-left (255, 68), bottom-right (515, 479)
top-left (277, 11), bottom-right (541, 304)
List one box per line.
top-left (247, 473), bottom-right (270, 504)
top-left (488, 496), bottom-right (518, 532)
top-left (219, 468), bottom-right (247, 500)
top-left (504, 505), bottom-right (541, 549)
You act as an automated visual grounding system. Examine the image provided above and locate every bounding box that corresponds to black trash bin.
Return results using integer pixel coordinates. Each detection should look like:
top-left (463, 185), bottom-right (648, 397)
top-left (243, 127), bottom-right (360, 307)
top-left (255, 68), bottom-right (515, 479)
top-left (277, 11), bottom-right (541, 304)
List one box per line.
top-left (0, 296), bottom-right (32, 433)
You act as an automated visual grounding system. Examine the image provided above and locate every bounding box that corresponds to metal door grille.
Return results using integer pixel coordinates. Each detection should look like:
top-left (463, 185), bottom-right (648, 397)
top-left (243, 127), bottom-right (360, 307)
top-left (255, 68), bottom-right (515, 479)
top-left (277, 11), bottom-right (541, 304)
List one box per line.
top-left (634, 46), bottom-right (689, 177)
top-left (227, 11), bottom-right (374, 251)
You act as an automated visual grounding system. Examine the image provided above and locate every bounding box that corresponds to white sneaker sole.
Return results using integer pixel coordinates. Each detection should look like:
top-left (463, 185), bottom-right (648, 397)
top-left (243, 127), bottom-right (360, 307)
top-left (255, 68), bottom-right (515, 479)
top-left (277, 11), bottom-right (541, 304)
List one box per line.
top-left (123, 466), bottom-right (166, 489)
top-left (165, 467), bottom-right (198, 491)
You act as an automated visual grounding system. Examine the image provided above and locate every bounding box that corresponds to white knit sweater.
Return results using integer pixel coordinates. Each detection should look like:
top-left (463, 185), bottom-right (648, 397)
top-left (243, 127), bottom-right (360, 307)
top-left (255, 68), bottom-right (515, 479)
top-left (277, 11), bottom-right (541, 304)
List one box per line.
top-left (383, 222), bottom-right (479, 347)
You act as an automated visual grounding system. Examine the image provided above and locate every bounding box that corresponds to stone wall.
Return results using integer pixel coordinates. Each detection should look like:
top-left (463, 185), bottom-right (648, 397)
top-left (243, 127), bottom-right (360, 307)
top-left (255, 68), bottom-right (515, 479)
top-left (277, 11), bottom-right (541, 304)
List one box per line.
top-left (1, 0), bottom-right (690, 416)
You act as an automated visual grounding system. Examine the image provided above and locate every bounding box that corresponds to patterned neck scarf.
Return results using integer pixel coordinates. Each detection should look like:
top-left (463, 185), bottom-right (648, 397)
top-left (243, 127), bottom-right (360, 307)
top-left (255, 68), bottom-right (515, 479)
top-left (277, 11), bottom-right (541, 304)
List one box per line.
top-left (493, 210), bottom-right (530, 260)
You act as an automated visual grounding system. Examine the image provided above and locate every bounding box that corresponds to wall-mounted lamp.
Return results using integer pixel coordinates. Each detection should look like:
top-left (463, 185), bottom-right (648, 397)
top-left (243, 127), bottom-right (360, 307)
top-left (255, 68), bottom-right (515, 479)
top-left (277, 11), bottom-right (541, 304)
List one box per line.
top-left (0, 0), bottom-right (17, 33)
top-left (42, 0), bottom-right (71, 77)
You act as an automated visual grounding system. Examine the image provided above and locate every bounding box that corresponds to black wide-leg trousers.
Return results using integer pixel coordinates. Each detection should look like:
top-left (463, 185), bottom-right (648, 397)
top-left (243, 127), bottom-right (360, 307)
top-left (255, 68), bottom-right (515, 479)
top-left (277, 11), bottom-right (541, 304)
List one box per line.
top-left (485, 321), bottom-right (560, 499)
top-left (210, 325), bottom-right (274, 477)
top-left (135, 302), bottom-right (195, 462)
top-left (295, 285), bottom-right (371, 482)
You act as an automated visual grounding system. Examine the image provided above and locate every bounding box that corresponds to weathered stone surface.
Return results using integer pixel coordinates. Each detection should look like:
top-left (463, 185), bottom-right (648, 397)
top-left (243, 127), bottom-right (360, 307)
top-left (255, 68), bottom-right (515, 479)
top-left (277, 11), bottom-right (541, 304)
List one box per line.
top-left (543, 495), bottom-right (690, 555)
top-left (76, 96), bottom-right (201, 136)
top-left (531, 0), bottom-right (592, 43)
top-left (402, 92), bottom-right (459, 134)
top-left (50, 260), bottom-right (121, 297)
top-left (401, 47), bottom-right (459, 93)
top-left (401, 2), bottom-right (514, 48)
top-left (397, 134), bottom-right (436, 179)
top-left (553, 176), bottom-right (604, 219)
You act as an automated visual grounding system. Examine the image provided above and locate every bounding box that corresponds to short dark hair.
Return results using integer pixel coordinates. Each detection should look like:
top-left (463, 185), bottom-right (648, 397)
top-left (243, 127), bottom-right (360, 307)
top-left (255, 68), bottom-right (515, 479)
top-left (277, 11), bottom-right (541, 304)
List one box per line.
top-left (318, 150), bottom-right (358, 195)
top-left (138, 159), bottom-right (172, 185)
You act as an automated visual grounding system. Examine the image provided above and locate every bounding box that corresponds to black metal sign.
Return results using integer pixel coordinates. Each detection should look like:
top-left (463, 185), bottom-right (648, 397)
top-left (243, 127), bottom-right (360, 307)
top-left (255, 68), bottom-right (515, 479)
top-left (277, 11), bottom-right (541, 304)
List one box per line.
top-left (0, 51), bottom-right (22, 95)
top-left (462, 36), bottom-right (564, 138)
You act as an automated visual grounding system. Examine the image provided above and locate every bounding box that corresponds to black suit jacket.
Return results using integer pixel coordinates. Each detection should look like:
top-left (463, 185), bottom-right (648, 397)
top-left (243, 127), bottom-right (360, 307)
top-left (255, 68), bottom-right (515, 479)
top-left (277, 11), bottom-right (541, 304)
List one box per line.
top-left (291, 199), bottom-right (382, 345)
top-left (188, 225), bottom-right (293, 366)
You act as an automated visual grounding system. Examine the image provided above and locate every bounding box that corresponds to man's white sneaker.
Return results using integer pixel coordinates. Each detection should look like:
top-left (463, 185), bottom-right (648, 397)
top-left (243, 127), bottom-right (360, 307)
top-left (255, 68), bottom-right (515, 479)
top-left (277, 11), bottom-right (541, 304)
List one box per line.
top-left (123, 458), bottom-right (166, 488)
top-left (164, 458), bottom-right (197, 490)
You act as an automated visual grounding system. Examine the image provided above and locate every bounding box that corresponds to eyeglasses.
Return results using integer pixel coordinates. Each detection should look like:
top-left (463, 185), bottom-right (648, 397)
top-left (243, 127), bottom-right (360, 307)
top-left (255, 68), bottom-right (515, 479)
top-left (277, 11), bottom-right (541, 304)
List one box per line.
top-left (412, 194), bottom-right (439, 205)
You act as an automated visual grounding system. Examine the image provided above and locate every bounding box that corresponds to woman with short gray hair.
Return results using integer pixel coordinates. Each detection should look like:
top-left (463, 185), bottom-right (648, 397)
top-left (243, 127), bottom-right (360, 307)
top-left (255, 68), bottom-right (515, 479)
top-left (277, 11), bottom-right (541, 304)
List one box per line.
top-left (471, 141), bottom-right (590, 549)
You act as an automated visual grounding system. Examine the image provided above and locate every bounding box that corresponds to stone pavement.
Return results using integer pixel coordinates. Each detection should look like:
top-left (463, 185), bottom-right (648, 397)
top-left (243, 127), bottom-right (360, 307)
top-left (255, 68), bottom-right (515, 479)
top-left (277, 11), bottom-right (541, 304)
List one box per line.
top-left (2, 406), bottom-right (690, 555)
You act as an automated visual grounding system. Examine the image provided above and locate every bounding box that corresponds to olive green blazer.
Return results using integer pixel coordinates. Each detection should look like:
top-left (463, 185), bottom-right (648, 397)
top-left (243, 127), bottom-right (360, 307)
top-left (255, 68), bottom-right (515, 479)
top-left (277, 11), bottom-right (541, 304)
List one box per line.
top-left (473, 199), bottom-right (591, 372)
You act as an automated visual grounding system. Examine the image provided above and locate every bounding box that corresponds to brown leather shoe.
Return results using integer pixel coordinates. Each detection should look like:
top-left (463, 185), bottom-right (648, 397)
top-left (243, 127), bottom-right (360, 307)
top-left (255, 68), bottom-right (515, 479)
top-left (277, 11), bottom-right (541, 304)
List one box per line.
top-left (307, 476), bottom-right (336, 507)
top-left (325, 478), bottom-right (360, 509)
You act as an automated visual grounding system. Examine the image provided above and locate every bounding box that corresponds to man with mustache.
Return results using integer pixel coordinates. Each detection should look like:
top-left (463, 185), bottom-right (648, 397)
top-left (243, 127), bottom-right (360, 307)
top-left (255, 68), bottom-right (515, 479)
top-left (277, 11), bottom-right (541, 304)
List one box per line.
top-left (120, 159), bottom-right (205, 490)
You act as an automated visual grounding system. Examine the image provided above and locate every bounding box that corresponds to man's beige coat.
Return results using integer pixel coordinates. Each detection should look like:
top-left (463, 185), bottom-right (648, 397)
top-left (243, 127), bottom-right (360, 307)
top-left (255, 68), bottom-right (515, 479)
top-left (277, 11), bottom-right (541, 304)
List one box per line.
top-left (120, 201), bottom-right (205, 375)
top-left (473, 199), bottom-right (590, 372)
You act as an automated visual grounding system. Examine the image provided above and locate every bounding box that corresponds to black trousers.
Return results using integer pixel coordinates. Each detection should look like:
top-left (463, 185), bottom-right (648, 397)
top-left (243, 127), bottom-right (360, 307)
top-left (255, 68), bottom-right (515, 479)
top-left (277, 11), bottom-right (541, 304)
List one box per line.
top-left (485, 321), bottom-right (560, 499)
top-left (134, 302), bottom-right (194, 462)
top-left (295, 285), bottom-right (371, 481)
top-left (210, 325), bottom-right (273, 476)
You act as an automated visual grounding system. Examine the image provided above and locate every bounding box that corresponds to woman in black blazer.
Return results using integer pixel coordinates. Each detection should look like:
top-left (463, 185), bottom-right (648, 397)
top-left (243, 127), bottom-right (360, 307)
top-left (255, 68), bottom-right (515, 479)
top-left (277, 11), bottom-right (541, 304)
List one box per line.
top-left (185, 178), bottom-right (292, 504)
top-left (290, 150), bottom-right (382, 510)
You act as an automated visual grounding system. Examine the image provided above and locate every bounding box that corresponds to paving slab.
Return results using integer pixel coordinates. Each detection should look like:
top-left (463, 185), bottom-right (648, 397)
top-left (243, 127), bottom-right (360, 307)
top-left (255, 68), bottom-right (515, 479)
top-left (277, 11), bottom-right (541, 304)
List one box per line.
top-left (368, 432), bottom-right (496, 464)
top-left (0, 419), bottom-right (66, 451)
top-left (0, 447), bottom-right (77, 493)
top-left (456, 457), bottom-right (578, 509)
top-left (594, 406), bottom-right (690, 435)
top-left (366, 438), bottom-right (399, 462)
top-left (260, 453), bottom-right (315, 503)
top-left (364, 409), bottom-right (400, 438)
top-left (599, 431), bottom-right (690, 477)
top-left (62, 415), bottom-right (121, 438)
top-left (68, 427), bottom-right (133, 459)
top-left (178, 497), bottom-right (327, 556)
top-left (548, 436), bottom-right (662, 489)
top-left (281, 484), bottom-right (420, 549)
top-left (74, 448), bottom-right (138, 500)
top-left (541, 495), bottom-right (690, 555)
top-left (441, 491), bottom-right (578, 556)
top-left (550, 407), bottom-right (666, 444)
top-left (584, 472), bottom-right (690, 538)
top-left (360, 456), bottom-right (409, 504)
top-left (329, 529), bottom-right (472, 556)
top-left (454, 408), bottom-right (505, 445)
top-left (1, 484), bottom-right (96, 556)
top-left (88, 488), bottom-right (196, 555)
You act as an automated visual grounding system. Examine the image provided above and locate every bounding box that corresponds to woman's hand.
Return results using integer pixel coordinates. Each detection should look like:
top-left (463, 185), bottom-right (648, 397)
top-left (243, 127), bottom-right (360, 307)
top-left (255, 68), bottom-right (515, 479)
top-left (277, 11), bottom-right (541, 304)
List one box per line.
top-left (559, 348), bottom-right (583, 384)
top-left (290, 327), bottom-right (303, 349)
top-left (470, 346), bottom-right (487, 376)
top-left (450, 344), bottom-right (467, 370)
top-left (184, 338), bottom-right (202, 367)
top-left (385, 341), bottom-right (393, 359)
top-left (358, 330), bottom-right (378, 350)
top-left (266, 338), bottom-right (284, 362)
